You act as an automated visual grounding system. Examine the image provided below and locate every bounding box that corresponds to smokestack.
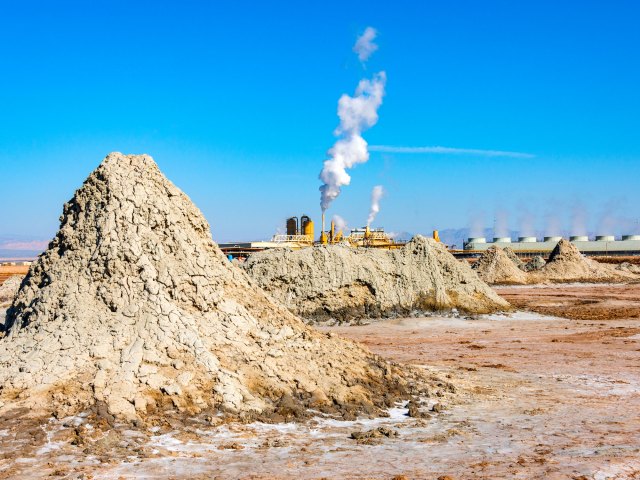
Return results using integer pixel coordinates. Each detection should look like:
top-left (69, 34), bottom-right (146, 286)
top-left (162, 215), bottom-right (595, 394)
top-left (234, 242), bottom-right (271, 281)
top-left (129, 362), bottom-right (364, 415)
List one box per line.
top-left (367, 185), bottom-right (384, 226)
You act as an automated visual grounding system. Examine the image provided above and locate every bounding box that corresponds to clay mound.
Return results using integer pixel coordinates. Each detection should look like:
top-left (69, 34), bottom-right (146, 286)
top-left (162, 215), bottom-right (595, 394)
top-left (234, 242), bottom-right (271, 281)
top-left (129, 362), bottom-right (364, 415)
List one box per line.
top-left (523, 256), bottom-right (546, 272)
top-left (0, 276), bottom-right (24, 306)
top-left (503, 247), bottom-right (525, 270)
top-left (243, 236), bottom-right (509, 321)
top-left (472, 246), bottom-right (528, 285)
top-left (0, 153), bottom-right (426, 422)
top-left (531, 239), bottom-right (637, 283)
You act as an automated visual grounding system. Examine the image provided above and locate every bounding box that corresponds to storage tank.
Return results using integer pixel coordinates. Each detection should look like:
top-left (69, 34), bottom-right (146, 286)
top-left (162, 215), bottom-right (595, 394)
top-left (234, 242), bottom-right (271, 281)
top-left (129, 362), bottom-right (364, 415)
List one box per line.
top-left (518, 236), bottom-right (537, 243)
top-left (301, 215), bottom-right (314, 240)
top-left (622, 235), bottom-right (640, 241)
top-left (570, 235), bottom-right (589, 242)
top-left (286, 217), bottom-right (298, 236)
top-left (544, 236), bottom-right (563, 242)
top-left (595, 235), bottom-right (615, 242)
top-left (467, 237), bottom-right (486, 244)
top-left (493, 237), bottom-right (512, 243)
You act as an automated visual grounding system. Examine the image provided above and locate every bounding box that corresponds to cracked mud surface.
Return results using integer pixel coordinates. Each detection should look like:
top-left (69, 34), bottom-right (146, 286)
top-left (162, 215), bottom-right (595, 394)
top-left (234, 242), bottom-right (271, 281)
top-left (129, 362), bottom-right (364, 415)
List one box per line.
top-left (1, 295), bottom-right (638, 478)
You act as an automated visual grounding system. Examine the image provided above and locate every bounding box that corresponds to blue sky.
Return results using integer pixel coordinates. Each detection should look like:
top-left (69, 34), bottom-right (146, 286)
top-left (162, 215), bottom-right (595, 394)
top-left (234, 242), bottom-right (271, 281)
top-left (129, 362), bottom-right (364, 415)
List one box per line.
top-left (1, 0), bottom-right (639, 248)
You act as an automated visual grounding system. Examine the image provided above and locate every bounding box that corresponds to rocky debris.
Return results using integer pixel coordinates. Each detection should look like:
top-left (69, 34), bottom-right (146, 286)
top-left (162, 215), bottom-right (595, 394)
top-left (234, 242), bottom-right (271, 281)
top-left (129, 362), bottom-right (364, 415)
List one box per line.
top-left (523, 256), bottom-right (546, 272)
top-left (472, 246), bottom-right (528, 285)
top-left (243, 236), bottom-right (509, 322)
top-left (503, 247), bottom-right (525, 270)
top-left (350, 426), bottom-right (399, 444)
top-left (0, 276), bottom-right (24, 307)
top-left (617, 262), bottom-right (640, 275)
top-left (530, 239), bottom-right (638, 283)
top-left (0, 152), bottom-right (433, 422)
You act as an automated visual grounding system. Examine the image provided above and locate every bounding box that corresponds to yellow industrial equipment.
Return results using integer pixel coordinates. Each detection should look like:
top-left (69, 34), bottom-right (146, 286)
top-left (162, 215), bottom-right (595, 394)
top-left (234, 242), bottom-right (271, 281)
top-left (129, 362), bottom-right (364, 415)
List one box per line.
top-left (274, 214), bottom-right (404, 250)
top-left (433, 230), bottom-right (440, 242)
top-left (301, 215), bottom-right (314, 241)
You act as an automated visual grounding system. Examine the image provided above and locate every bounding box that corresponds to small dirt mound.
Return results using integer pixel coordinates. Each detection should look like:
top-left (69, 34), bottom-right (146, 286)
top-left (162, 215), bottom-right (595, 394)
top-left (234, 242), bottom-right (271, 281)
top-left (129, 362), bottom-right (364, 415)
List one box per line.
top-left (0, 276), bottom-right (23, 306)
top-left (243, 236), bottom-right (509, 322)
top-left (0, 153), bottom-right (433, 422)
top-left (531, 239), bottom-right (637, 283)
top-left (472, 246), bottom-right (528, 285)
top-left (523, 256), bottom-right (546, 272)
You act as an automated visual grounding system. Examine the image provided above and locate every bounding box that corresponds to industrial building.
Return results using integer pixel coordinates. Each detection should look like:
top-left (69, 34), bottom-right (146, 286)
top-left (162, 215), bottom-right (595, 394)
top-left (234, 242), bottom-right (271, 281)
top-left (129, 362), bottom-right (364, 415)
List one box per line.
top-left (463, 235), bottom-right (640, 256)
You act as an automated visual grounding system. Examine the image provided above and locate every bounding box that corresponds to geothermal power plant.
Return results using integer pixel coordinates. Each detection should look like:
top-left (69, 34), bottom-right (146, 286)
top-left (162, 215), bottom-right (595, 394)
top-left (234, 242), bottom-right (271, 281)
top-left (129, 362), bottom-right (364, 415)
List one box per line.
top-left (463, 234), bottom-right (640, 255)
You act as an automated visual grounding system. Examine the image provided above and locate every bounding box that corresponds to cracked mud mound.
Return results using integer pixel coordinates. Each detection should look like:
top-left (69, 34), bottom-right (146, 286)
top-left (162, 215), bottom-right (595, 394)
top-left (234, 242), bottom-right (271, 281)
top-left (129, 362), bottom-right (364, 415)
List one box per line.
top-left (243, 237), bottom-right (509, 322)
top-left (0, 276), bottom-right (23, 307)
top-left (530, 239), bottom-right (638, 284)
top-left (472, 246), bottom-right (528, 285)
top-left (0, 152), bottom-right (425, 422)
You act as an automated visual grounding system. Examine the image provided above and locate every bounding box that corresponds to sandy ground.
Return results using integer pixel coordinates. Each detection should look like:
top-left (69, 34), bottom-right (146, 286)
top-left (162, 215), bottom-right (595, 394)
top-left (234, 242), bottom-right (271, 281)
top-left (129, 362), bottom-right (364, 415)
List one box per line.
top-left (0, 285), bottom-right (639, 479)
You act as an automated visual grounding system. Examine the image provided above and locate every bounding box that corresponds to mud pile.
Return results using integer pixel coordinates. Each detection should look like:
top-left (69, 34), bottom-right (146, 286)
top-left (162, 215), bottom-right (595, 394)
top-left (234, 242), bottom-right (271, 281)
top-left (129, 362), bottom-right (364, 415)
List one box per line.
top-left (503, 247), bottom-right (525, 270)
top-left (243, 237), bottom-right (509, 321)
top-left (472, 246), bottom-right (528, 285)
top-left (531, 239), bottom-right (637, 283)
top-left (0, 276), bottom-right (23, 307)
top-left (0, 153), bottom-right (427, 422)
top-left (523, 256), bottom-right (546, 272)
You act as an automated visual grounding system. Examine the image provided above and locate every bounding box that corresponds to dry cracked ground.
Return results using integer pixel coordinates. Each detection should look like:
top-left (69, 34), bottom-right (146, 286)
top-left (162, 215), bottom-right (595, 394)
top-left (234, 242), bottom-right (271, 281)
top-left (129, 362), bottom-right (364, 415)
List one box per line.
top-left (0, 282), bottom-right (639, 479)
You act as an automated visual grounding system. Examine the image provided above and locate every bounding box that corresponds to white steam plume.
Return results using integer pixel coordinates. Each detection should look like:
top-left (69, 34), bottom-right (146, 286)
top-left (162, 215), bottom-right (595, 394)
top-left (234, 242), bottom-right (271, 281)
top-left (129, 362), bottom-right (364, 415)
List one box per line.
top-left (332, 214), bottom-right (348, 233)
top-left (493, 209), bottom-right (509, 238)
top-left (570, 202), bottom-right (588, 236)
top-left (367, 185), bottom-right (385, 226)
top-left (468, 208), bottom-right (486, 238)
top-left (353, 27), bottom-right (378, 62)
top-left (518, 205), bottom-right (535, 237)
top-left (319, 71), bottom-right (387, 212)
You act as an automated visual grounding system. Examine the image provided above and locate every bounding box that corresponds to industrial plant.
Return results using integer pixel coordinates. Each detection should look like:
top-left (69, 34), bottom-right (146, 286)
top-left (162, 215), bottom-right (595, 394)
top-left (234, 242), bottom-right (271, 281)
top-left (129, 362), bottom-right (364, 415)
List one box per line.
top-left (463, 234), bottom-right (640, 256)
top-left (219, 213), bottom-right (404, 258)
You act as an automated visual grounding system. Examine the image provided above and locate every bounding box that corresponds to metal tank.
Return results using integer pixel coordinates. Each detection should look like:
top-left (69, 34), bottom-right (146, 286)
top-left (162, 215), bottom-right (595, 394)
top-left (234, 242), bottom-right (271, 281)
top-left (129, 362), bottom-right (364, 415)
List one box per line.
top-left (518, 236), bottom-right (537, 243)
top-left (595, 235), bottom-right (615, 242)
top-left (493, 237), bottom-right (512, 243)
top-left (570, 235), bottom-right (589, 242)
top-left (301, 215), bottom-right (314, 241)
top-left (286, 217), bottom-right (299, 236)
top-left (544, 236), bottom-right (563, 242)
top-left (622, 235), bottom-right (640, 241)
top-left (467, 237), bottom-right (486, 244)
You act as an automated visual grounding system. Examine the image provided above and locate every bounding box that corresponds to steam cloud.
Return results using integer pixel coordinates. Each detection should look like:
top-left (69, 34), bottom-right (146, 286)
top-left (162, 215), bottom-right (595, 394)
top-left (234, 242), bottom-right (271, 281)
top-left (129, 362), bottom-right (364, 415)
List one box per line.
top-left (518, 205), bottom-right (535, 237)
top-left (332, 214), bottom-right (348, 233)
top-left (571, 202), bottom-right (588, 236)
top-left (319, 27), bottom-right (386, 213)
top-left (367, 185), bottom-right (385, 226)
top-left (494, 209), bottom-right (509, 238)
top-left (353, 27), bottom-right (378, 62)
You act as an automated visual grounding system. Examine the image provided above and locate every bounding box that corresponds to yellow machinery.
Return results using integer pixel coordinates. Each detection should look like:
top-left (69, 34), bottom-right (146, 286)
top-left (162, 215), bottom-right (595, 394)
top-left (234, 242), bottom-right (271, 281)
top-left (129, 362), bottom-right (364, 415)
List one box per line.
top-left (433, 230), bottom-right (440, 242)
top-left (275, 214), bottom-right (404, 249)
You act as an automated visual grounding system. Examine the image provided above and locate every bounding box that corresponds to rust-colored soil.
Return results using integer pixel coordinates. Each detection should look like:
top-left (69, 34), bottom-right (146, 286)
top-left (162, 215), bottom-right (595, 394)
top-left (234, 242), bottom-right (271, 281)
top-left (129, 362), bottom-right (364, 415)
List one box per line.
top-left (0, 265), bottom-right (29, 285)
top-left (495, 283), bottom-right (640, 319)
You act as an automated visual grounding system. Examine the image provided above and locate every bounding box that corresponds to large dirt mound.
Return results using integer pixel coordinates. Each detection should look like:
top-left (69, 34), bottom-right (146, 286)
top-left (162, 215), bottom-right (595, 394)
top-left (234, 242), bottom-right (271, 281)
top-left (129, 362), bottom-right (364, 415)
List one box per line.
top-left (243, 237), bottom-right (509, 321)
top-left (531, 239), bottom-right (637, 283)
top-left (0, 276), bottom-right (23, 307)
top-left (472, 246), bottom-right (528, 285)
top-left (0, 153), bottom-right (427, 422)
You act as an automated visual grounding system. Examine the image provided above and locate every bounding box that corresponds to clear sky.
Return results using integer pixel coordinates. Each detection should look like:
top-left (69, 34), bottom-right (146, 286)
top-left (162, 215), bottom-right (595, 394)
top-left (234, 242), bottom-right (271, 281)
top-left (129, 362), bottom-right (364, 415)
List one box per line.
top-left (1, 0), bottom-right (639, 249)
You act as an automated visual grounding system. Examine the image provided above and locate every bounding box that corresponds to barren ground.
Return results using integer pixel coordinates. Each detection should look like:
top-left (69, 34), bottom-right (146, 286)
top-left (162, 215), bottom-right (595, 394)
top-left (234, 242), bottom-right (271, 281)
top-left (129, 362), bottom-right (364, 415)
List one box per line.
top-left (0, 265), bottom-right (29, 285)
top-left (0, 284), bottom-right (638, 479)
